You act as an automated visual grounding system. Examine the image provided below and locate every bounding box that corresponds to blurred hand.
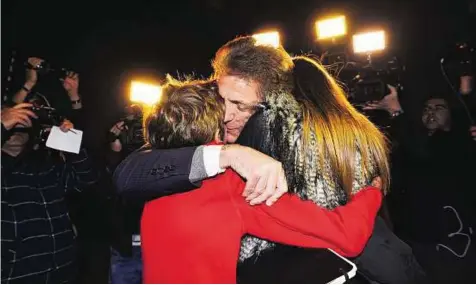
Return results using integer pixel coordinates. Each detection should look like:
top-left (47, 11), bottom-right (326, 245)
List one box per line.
top-left (1, 103), bottom-right (37, 130)
top-left (460, 76), bottom-right (473, 95)
top-left (219, 145), bottom-right (288, 206)
top-left (25, 57), bottom-right (44, 87)
top-left (62, 71), bottom-right (80, 96)
top-left (59, 119), bottom-right (74, 132)
top-left (110, 121), bottom-right (127, 136)
top-left (363, 85), bottom-right (402, 115)
top-left (110, 121), bottom-right (127, 152)
top-left (470, 126), bottom-right (476, 141)
top-left (371, 176), bottom-right (382, 189)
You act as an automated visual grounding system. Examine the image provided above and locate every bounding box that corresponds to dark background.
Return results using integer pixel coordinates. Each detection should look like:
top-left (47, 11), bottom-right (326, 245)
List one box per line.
top-left (2, 1), bottom-right (475, 282)
top-left (2, 0), bottom-right (475, 148)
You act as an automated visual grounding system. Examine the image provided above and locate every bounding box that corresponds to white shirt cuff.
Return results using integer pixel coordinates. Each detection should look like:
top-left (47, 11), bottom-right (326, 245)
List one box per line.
top-left (203, 145), bottom-right (226, 177)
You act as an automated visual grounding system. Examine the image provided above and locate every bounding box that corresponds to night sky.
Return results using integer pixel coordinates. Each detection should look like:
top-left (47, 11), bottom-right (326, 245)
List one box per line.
top-left (2, 0), bottom-right (475, 148)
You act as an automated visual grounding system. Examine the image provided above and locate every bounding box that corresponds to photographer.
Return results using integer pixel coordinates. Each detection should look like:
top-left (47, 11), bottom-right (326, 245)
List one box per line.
top-left (1, 101), bottom-right (99, 283)
top-left (12, 57), bottom-right (83, 124)
top-left (364, 76), bottom-right (476, 283)
top-left (105, 105), bottom-right (146, 284)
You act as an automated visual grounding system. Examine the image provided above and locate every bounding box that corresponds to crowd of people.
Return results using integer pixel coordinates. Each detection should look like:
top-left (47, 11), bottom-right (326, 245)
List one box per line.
top-left (1, 35), bottom-right (475, 284)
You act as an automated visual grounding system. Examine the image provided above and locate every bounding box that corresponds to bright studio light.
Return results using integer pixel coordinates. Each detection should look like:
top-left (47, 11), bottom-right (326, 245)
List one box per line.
top-left (316, 15), bottom-right (347, 40)
top-left (252, 31), bottom-right (281, 48)
top-left (130, 81), bottom-right (162, 105)
top-left (353, 31), bottom-right (386, 53)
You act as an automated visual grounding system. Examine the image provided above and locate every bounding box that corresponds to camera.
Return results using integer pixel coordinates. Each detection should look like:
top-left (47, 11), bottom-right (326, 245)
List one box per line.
top-left (442, 42), bottom-right (475, 76)
top-left (25, 60), bottom-right (71, 80)
top-left (31, 105), bottom-right (64, 127)
top-left (109, 104), bottom-right (145, 149)
top-left (341, 56), bottom-right (404, 106)
top-left (30, 105), bottom-right (65, 143)
top-left (25, 93), bottom-right (66, 143)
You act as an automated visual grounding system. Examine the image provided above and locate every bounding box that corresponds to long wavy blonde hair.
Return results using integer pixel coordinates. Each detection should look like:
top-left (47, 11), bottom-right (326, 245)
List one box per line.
top-left (293, 56), bottom-right (390, 195)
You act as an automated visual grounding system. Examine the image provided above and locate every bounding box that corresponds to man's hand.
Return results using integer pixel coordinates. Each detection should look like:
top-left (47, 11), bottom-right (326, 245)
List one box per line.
top-left (460, 75), bottom-right (473, 95)
top-left (110, 121), bottom-right (127, 152)
top-left (62, 71), bottom-right (80, 98)
top-left (1, 103), bottom-right (37, 130)
top-left (363, 85), bottom-right (403, 115)
top-left (59, 119), bottom-right (74, 132)
top-left (470, 126), bottom-right (476, 141)
top-left (219, 145), bottom-right (288, 206)
top-left (25, 57), bottom-right (44, 89)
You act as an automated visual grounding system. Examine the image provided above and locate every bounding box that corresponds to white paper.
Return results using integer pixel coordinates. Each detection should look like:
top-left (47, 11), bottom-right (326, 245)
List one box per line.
top-left (45, 126), bottom-right (83, 154)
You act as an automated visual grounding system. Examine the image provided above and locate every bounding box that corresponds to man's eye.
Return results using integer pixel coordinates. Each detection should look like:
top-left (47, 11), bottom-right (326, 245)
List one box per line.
top-left (236, 104), bottom-right (249, 111)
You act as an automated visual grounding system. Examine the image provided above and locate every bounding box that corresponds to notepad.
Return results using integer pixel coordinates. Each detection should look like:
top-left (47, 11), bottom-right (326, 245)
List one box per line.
top-left (45, 126), bottom-right (83, 154)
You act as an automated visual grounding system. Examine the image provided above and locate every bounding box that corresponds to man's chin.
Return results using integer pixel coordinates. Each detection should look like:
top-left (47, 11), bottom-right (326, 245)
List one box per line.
top-left (225, 133), bottom-right (239, 144)
top-left (425, 123), bottom-right (439, 130)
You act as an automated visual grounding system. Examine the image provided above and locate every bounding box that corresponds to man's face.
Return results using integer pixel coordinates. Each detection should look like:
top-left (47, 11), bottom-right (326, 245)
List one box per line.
top-left (422, 98), bottom-right (451, 132)
top-left (217, 75), bottom-right (261, 143)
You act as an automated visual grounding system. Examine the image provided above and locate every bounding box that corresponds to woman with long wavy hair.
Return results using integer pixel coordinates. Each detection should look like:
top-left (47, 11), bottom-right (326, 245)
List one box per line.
top-left (237, 56), bottom-right (425, 283)
top-left (236, 55), bottom-right (390, 260)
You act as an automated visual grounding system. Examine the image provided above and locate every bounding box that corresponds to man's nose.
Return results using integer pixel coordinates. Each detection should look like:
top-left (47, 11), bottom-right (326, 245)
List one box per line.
top-left (224, 101), bottom-right (235, 123)
top-left (424, 108), bottom-right (434, 116)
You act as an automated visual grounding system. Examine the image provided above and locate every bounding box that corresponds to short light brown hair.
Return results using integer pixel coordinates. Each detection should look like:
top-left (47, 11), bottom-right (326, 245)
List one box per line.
top-left (145, 77), bottom-right (225, 148)
top-left (212, 36), bottom-right (294, 99)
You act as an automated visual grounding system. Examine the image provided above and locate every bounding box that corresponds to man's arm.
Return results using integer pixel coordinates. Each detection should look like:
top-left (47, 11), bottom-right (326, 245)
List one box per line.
top-left (12, 57), bottom-right (42, 104)
top-left (113, 146), bottom-right (201, 199)
top-left (112, 138), bottom-right (288, 203)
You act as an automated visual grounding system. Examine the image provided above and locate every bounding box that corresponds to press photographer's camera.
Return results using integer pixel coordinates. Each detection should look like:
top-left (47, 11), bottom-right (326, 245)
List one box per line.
top-left (109, 104), bottom-right (145, 148)
top-left (31, 105), bottom-right (64, 127)
top-left (344, 57), bottom-right (404, 106)
top-left (25, 60), bottom-right (71, 80)
top-left (25, 93), bottom-right (66, 143)
top-left (30, 105), bottom-right (65, 143)
top-left (443, 42), bottom-right (475, 76)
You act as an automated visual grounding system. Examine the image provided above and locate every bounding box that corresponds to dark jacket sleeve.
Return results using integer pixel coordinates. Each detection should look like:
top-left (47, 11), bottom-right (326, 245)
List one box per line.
top-left (105, 148), bottom-right (126, 175)
top-left (112, 146), bottom-right (198, 199)
top-left (66, 148), bottom-right (100, 192)
top-left (65, 107), bottom-right (85, 130)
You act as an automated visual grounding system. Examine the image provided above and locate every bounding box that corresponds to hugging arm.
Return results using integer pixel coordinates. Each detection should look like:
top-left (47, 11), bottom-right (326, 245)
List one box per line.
top-left (235, 180), bottom-right (382, 257)
top-left (113, 146), bottom-right (203, 199)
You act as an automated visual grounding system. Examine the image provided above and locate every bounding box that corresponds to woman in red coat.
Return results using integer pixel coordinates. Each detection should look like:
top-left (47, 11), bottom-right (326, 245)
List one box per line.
top-left (140, 57), bottom-right (389, 283)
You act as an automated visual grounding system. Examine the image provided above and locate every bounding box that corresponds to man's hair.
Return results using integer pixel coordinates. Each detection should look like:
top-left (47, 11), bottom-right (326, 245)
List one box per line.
top-left (145, 76), bottom-right (225, 149)
top-left (212, 36), bottom-right (294, 98)
top-left (425, 92), bottom-right (450, 102)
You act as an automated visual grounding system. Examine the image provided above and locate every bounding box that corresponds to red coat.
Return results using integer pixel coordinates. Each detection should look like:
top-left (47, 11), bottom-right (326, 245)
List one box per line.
top-left (141, 169), bottom-right (382, 284)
